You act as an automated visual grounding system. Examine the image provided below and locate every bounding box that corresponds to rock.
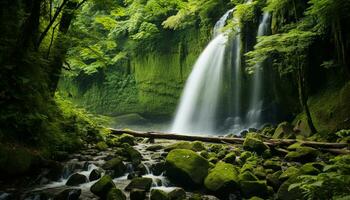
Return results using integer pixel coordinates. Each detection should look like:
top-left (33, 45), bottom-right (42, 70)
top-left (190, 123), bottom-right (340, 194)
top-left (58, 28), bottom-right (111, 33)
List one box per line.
top-left (168, 188), bottom-right (186, 200)
top-left (164, 141), bottom-right (205, 152)
top-left (208, 157), bottom-right (219, 164)
top-left (127, 172), bottom-right (139, 180)
top-left (240, 181), bottom-right (268, 198)
top-left (150, 189), bottom-right (168, 200)
top-left (102, 157), bottom-right (126, 177)
top-left (53, 189), bottom-right (81, 200)
top-left (260, 126), bottom-right (275, 137)
top-left (273, 122), bottom-right (295, 139)
top-left (130, 189), bottom-right (146, 200)
top-left (122, 144), bottom-right (142, 165)
top-left (66, 173), bottom-right (88, 186)
top-left (208, 144), bottom-right (223, 153)
top-left (146, 144), bottom-right (164, 151)
top-left (262, 149), bottom-right (272, 159)
top-left (239, 151), bottom-right (252, 162)
top-left (89, 169), bottom-right (101, 181)
top-left (243, 136), bottom-right (269, 154)
top-left (90, 175), bottom-right (115, 198)
top-left (253, 166), bottom-right (267, 179)
top-left (299, 163), bottom-right (321, 175)
top-left (204, 162), bottom-right (239, 194)
top-left (125, 177), bottom-right (153, 191)
top-left (191, 141), bottom-right (206, 152)
top-left (285, 147), bottom-right (318, 163)
top-left (266, 171), bottom-right (282, 191)
top-left (239, 171), bottom-right (258, 181)
top-left (222, 152), bottom-right (236, 164)
top-left (216, 150), bottom-right (227, 160)
top-left (279, 166), bottom-right (299, 181)
top-left (107, 188), bottom-right (126, 200)
top-left (151, 161), bottom-right (166, 176)
top-left (135, 163), bottom-right (148, 175)
top-left (117, 134), bottom-right (135, 146)
top-left (263, 160), bottom-right (281, 171)
top-left (96, 141), bottom-right (109, 151)
top-left (276, 176), bottom-right (303, 200)
top-left (165, 149), bottom-right (209, 186)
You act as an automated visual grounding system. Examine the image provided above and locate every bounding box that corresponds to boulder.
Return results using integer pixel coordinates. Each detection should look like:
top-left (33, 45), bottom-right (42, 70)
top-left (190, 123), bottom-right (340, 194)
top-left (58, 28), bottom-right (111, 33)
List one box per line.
top-left (239, 171), bottom-right (258, 181)
top-left (107, 188), bottom-right (126, 200)
top-left (96, 141), bottom-right (109, 151)
top-left (273, 122), bottom-right (295, 139)
top-left (168, 188), bottom-right (186, 200)
top-left (240, 181), bottom-right (268, 198)
top-left (222, 152), bottom-right (236, 164)
top-left (239, 151), bottom-right (252, 162)
top-left (66, 173), bottom-right (88, 186)
top-left (53, 189), bottom-right (81, 200)
top-left (90, 175), bottom-right (115, 198)
top-left (146, 144), bottom-right (164, 151)
top-left (122, 144), bottom-right (142, 165)
top-left (285, 147), bottom-right (318, 163)
top-left (243, 136), bottom-right (269, 154)
top-left (276, 176), bottom-right (303, 200)
top-left (125, 177), bottom-right (153, 191)
top-left (150, 189), bottom-right (168, 200)
top-left (266, 171), bottom-right (282, 191)
top-left (102, 157), bottom-right (126, 177)
top-left (151, 161), bottom-right (165, 176)
top-left (166, 149), bottom-right (209, 186)
top-left (279, 167), bottom-right (299, 181)
top-left (263, 160), bottom-right (282, 171)
top-left (204, 162), bottom-right (239, 194)
top-left (117, 134), bottom-right (136, 146)
top-left (89, 169), bottom-right (101, 181)
top-left (130, 189), bottom-right (146, 200)
top-left (164, 141), bottom-right (205, 152)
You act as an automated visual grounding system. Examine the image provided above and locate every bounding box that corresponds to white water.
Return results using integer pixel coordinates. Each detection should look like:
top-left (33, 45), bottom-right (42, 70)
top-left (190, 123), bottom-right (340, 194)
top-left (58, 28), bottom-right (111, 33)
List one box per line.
top-left (171, 9), bottom-right (233, 134)
top-left (246, 12), bottom-right (271, 128)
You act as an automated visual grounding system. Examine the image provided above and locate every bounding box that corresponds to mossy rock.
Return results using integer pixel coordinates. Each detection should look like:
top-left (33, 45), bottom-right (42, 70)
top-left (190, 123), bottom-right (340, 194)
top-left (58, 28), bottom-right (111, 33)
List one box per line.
top-left (107, 188), bottom-right (126, 200)
top-left (239, 151), bottom-right (252, 162)
top-left (253, 166), bottom-right (267, 179)
top-left (276, 176), bottom-right (303, 200)
top-left (222, 152), bottom-right (236, 164)
top-left (299, 163), bottom-right (321, 175)
top-left (90, 175), bottom-right (115, 198)
top-left (117, 134), bottom-right (135, 146)
top-left (260, 126), bottom-right (276, 137)
top-left (240, 181), bottom-right (268, 198)
top-left (263, 160), bottom-right (281, 171)
top-left (239, 171), bottom-right (258, 181)
top-left (279, 166), bottom-right (299, 181)
top-left (208, 144), bottom-right (223, 153)
top-left (165, 149), bottom-right (209, 186)
top-left (168, 188), bottom-right (186, 200)
top-left (164, 141), bottom-right (205, 152)
top-left (146, 144), bottom-right (164, 151)
top-left (208, 157), bottom-right (219, 164)
top-left (150, 189), bottom-right (168, 200)
top-left (243, 136), bottom-right (269, 154)
top-left (122, 144), bottom-right (142, 165)
top-left (66, 173), bottom-right (88, 186)
top-left (266, 171), bottom-right (282, 191)
top-left (204, 162), bottom-right (239, 194)
top-left (285, 147), bottom-right (318, 163)
top-left (130, 189), bottom-right (146, 200)
top-left (273, 122), bottom-right (296, 139)
top-left (125, 177), bottom-right (153, 191)
top-left (96, 141), bottom-right (109, 151)
top-left (102, 157), bottom-right (126, 177)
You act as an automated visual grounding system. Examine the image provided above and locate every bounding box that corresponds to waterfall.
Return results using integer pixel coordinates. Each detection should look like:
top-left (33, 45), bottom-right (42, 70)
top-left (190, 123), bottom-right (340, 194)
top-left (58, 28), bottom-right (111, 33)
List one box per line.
top-left (171, 9), bottom-right (234, 134)
top-left (246, 12), bottom-right (271, 128)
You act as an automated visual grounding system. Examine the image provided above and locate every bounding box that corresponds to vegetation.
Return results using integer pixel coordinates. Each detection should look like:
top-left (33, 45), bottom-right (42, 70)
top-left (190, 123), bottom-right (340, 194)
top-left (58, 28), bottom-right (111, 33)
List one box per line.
top-left (0, 0), bottom-right (350, 199)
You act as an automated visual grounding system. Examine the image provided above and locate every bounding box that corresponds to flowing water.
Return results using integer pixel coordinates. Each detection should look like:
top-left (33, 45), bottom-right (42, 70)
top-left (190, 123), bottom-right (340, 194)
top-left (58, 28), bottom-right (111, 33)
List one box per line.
top-left (171, 9), bottom-right (234, 134)
top-left (171, 7), bottom-right (271, 135)
top-left (246, 12), bottom-right (271, 128)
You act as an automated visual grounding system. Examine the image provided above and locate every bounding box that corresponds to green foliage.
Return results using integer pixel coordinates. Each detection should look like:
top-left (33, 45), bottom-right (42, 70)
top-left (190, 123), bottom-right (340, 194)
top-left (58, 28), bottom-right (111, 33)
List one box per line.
top-left (288, 155), bottom-right (350, 199)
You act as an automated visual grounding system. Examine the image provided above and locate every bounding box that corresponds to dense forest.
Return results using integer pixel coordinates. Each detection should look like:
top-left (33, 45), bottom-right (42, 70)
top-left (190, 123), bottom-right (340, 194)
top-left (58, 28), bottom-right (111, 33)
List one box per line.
top-left (0, 0), bottom-right (350, 199)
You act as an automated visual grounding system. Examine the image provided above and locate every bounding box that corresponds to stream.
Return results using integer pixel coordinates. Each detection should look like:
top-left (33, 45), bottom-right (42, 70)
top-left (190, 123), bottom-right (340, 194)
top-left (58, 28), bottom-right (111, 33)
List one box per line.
top-left (0, 140), bottom-right (219, 200)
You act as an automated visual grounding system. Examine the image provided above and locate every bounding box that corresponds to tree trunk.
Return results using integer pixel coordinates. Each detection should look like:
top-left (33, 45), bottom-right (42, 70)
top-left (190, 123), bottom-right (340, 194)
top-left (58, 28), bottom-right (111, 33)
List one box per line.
top-left (109, 129), bottom-right (349, 151)
top-left (296, 61), bottom-right (317, 134)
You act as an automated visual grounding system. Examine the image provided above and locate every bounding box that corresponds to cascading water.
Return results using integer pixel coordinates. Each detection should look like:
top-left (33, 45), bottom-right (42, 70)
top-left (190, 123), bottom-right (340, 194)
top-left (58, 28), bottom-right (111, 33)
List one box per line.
top-left (170, 9), bottom-right (234, 134)
top-left (246, 12), bottom-right (271, 128)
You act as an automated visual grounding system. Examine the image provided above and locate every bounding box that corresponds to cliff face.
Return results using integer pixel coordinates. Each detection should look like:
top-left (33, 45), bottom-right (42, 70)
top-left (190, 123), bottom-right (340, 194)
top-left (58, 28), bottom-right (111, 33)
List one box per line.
top-left (59, 28), bottom-right (210, 118)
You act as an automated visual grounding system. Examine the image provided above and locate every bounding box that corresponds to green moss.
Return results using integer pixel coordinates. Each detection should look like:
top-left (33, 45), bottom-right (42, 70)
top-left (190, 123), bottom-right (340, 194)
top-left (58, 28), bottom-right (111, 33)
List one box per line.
top-left (240, 181), bottom-right (268, 198)
top-left (239, 171), bottom-right (258, 181)
top-left (165, 149), bottom-right (209, 185)
top-left (243, 136), bottom-right (269, 154)
top-left (90, 175), bottom-right (115, 198)
top-left (204, 162), bottom-right (239, 193)
top-left (107, 188), bottom-right (126, 200)
top-left (285, 147), bottom-right (318, 163)
top-left (96, 141), bottom-right (108, 150)
top-left (164, 141), bottom-right (205, 152)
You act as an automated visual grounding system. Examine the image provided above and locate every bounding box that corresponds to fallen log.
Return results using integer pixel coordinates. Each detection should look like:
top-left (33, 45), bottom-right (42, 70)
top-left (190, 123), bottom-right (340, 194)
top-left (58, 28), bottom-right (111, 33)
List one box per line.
top-left (108, 128), bottom-right (349, 151)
